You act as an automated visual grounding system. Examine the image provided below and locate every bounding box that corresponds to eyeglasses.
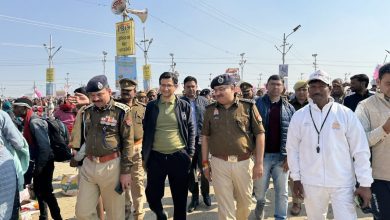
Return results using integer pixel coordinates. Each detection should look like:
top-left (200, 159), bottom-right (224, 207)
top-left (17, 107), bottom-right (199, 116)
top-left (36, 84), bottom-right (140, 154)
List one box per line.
top-left (160, 84), bottom-right (175, 88)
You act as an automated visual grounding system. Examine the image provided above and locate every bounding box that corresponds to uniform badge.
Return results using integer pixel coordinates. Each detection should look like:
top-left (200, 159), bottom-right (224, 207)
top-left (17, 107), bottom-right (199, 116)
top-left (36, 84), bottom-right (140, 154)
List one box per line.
top-left (181, 112), bottom-right (187, 120)
top-left (97, 82), bottom-right (103, 89)
top-left (125, 118), bottom-right (132, 126)
top-left (217, 76), bottom-right (224, 84)
top-left (332, 121), bottom-right (340, 129)
top-left (213, 108), bottom-right (219, 119)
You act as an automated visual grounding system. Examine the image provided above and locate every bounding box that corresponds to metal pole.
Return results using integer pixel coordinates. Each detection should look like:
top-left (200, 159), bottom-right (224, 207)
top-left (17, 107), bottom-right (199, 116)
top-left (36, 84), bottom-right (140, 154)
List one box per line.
top-left (282, 33), bottom-right (286, 65)
top-left (102, 51), bottom-right (107, 76)
top-left (239, 53), bottom-right (246, 80)
top-left (312, 54), bottom-right (318, 71)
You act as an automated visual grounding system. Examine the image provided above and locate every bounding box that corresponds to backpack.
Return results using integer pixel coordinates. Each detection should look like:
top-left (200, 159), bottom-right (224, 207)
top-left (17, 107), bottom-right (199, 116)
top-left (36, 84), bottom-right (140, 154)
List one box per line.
top-left (45, 118), bottom-right (72, 162)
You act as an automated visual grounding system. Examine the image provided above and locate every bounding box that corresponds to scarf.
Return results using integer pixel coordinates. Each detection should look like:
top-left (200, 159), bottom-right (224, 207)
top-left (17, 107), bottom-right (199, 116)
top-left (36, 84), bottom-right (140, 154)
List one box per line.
top-left (23, 109), bottom-right (34, 147)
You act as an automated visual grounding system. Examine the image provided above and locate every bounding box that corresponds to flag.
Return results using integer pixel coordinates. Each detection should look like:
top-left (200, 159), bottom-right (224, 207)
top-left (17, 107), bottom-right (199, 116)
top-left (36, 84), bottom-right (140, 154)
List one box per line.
top-left (34, 87), bottom-right (42, 98)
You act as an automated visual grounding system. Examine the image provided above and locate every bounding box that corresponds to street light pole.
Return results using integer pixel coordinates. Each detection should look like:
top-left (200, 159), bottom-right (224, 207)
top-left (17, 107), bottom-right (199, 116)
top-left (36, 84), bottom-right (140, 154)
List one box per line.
top-left (102, 51), bottom-right (108, 76)
top-left (239, 53), bottom-right (247, 81)
top-left (43, 35), bottom-right (62, 97)
top-left (312, 54), bottom-right (318, 71)
top-left (136, 26), bottom-right (153, 91)
top-left (384, 49), bottom-right (390, 64)
top-left (275, 25), bottom-right (301, 65)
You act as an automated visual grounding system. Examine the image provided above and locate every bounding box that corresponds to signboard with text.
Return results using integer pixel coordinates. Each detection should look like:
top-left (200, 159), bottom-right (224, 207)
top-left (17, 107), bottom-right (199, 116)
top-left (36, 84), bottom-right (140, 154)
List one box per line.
top-left (115, 56), bottom-right (137, 89)
top-left (46, 68), bottom-right (55, 82)
top-left (116, 19), bottom-right (135, 56)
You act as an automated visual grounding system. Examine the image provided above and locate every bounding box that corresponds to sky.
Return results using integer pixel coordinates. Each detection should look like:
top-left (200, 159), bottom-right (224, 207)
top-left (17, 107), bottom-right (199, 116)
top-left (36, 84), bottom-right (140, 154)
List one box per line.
top-left (1, 0), bottom-right (389, 97)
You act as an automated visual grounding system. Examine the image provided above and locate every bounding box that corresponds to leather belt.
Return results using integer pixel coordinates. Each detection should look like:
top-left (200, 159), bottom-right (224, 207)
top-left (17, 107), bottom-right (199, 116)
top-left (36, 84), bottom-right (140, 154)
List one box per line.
top-left (212, 152), bottom-right (251, 162)
top-left (87, 152), bottom-right (119, 163)
top-left (134, 139), bottom-right (142, 145)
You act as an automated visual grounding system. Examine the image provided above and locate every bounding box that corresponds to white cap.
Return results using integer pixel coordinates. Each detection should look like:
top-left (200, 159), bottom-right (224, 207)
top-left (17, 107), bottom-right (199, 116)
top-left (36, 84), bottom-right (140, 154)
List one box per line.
top-left (308, 70), bottom-right (331, 85)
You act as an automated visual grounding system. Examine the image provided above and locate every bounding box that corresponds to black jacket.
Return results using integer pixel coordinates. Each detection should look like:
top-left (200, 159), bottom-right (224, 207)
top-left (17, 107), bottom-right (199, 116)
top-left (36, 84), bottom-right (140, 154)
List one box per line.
top-left (180, 95), bottom-right (208, 138)
top-left (142, 95), bottom-right (195, 166)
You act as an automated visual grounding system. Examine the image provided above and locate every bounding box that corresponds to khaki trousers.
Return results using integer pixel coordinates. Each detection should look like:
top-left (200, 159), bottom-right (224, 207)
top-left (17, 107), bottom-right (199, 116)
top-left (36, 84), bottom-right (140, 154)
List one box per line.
top-left (211, 156), bottom-right (254, 220)
top-left (125, 143), bottom-right (145, 220)
top-left (76, 157), bottom-right (125, 220)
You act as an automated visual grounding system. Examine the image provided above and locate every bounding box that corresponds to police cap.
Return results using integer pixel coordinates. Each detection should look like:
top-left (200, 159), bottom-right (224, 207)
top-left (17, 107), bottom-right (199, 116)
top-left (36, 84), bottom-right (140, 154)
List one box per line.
top-left (119, 78), bottom-right (137, 90)
top-left (240, 82), bottom-right (253, 92)
top-left (86, 75), bottom-right (109, 93)
top-left (211, 74), bottom-right (235, 89)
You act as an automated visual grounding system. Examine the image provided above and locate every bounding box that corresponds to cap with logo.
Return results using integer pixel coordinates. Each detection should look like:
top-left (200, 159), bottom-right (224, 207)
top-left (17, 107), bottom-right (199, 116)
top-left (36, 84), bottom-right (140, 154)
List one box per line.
top-left (119, 78), bottom-right (137, 90)
top-left (240, 82), bottom-right (253, 92)
top-left (308, 70), bottom-right (331, 85)
top-left (211, 74), bottom-right (235, 89)
top-left (86, 75), bottom-right (109, 93)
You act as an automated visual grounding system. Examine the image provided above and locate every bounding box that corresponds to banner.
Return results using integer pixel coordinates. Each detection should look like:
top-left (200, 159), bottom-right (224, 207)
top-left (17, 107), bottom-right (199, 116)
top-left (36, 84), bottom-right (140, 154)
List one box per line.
top-left (46, 68), bottom-right (55, 82)
top-left (116, 19), bottom-right (135, 56)
top-left (143, 64), bottom-right (151, 80)
top-left (115, 56), bottom-right (137, 89)
top-left (279, 64), bottom-right (288, 77)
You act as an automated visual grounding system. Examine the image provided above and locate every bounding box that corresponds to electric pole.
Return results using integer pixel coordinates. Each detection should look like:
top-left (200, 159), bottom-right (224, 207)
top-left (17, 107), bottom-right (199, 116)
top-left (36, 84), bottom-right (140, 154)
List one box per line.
top-left (136, 26), bottom-right (153, 91)
top-left (344, 72), bottom-right (351, 82)
top-left (209, 73), bottom-right (212, 88)
top-left (258, 73), bottom-right (263, 88)
top-left (300, 73), bottom-right (305, 80)
top-left (169, 53), bottom-right (176, 73)
top-left (0, 85), bottom-right (5, 98)
top-left (312, 54), bottom-right (318, 71)
top-left (275, 25), bottom-right (301, 65)
top-left (102, 51), bottom-right (108, 76)
top-left (239, 53), bottom-right (247, 81)
top-left (65, 73), bottom-right (70, 95)
top-left (384, 49), bottom-right (390, 64)
top-left (43, 35), bottom-right (62, 97)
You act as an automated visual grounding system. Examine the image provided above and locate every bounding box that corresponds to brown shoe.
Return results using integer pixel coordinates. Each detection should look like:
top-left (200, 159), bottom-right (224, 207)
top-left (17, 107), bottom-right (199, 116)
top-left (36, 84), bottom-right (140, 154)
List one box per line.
top-left (290, 203), bottom-right (301, 216)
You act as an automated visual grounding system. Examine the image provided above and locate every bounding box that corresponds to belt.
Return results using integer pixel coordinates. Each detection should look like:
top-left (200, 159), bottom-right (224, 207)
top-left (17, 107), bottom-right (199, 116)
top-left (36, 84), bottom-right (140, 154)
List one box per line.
top-left (134, 139), bottom-right (142, 145)
top-left (87, 152), bottom-right (119, 163)
top-left (212, 152), bottom-right (251, 162)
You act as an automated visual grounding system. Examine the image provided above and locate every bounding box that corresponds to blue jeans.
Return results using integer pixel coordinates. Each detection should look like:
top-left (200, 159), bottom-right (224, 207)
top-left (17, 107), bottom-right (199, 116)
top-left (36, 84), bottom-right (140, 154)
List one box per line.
top-left (253, 153), bottom-right (288, 220)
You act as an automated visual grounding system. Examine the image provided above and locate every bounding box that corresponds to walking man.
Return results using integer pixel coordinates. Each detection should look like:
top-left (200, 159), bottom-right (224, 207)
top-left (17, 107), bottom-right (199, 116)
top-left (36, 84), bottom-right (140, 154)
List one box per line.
top-left (74, 75), bottom-right (134, 220)
top-left (287, 70), bottom-right (373, 220)
top-left (253, 75), bottom-right (295, 220)
top-left (181, 76), bottom-right (211, 212)
top-left (344, 74), bottom-right (373, 111)
top-left (118, 78), bottom-right (146, 220)
top-left (356, 63), bottom-right (390, 219)
top-left (13, 97), bottom-right (63, 220)
top-left (202, 74), bottom-right (265, 220)
top-left (142, 72), bottom-right (195, 220)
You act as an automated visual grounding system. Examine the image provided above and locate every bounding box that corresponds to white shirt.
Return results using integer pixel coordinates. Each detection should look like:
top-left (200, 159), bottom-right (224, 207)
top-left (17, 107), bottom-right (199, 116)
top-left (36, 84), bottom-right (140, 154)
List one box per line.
top-left (286, 98), bottom-right (373, 187)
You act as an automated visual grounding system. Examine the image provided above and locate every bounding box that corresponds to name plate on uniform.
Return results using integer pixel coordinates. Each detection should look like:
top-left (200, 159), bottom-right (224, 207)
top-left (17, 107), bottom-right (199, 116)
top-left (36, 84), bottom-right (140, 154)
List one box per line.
top-left (228, 155), bottom-right (238, 162)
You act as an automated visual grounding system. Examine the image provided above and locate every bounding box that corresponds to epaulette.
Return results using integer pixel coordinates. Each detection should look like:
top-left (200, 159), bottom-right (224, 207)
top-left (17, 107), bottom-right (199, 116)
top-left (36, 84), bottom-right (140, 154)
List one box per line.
top-left (135, 100), bottom-right (146, 107)
top-left (205, 102), bottom-right (217, 109)
top-left (239, 98), bottom-right (256, 104)
top-left (83, 104), bottom-right (94, 111)
top-left (114, 101), bottom-right (130, 113)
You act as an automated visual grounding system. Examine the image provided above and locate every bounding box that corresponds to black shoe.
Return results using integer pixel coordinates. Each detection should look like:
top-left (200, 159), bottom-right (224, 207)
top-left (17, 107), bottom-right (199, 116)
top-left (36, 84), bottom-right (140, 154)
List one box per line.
top-left (203, 195), bottom-right (211, 206)
top-left (155, 210), bottom-right (168, 220)
top-left (187, 198), bottom-right (199, 213)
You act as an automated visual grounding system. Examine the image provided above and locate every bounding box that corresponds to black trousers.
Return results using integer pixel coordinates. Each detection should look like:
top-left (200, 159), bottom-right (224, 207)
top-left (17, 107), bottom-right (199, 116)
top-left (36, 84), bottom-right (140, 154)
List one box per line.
top-left (33, 160), bottom-right (62, 220)
top-left (372, 179), bottom-right (390, 220)
top-left (188, 142), bottom-right (209, 199)
top-left (146, 150), bottom-right (191, 220)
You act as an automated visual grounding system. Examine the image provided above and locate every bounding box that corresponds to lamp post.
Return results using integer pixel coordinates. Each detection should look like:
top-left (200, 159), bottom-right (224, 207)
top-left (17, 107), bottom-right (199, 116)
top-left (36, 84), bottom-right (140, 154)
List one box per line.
top-left (102, 51), bottom-right (108, 76)
top-left (275, 25), bottom-right (301, 65)
top-left (312, 53), bottom-right (318, 71)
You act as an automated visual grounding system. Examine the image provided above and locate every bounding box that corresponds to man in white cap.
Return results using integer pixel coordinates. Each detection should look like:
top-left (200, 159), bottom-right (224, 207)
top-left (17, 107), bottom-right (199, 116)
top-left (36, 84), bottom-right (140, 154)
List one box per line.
top-left (286, 70), bottom-right (373, 219)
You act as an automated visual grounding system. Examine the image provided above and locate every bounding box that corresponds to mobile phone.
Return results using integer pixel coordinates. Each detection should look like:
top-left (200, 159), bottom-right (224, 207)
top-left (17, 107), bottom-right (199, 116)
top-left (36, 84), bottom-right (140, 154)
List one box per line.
top-left (354, 195), bottom-right (363, 208)
top-left (115, 182), bottom-right (123, 195)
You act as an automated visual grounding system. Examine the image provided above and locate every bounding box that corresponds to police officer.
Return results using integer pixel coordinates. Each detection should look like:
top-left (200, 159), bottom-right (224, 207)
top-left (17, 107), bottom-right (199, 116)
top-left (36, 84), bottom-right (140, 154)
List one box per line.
top-left (240, 82), bottom-right (255, 100)
top-left (202, 74), bottom-right (265, 220)
top-left (74, 75), bottom-right (134, 220)
top-left (117, 78), bottom-right (146, 220)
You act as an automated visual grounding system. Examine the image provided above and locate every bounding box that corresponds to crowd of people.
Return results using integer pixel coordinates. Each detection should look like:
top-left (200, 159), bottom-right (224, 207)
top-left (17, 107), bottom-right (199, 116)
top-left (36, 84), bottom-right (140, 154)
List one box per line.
top-left (0, 63), bottom-right (389, 220)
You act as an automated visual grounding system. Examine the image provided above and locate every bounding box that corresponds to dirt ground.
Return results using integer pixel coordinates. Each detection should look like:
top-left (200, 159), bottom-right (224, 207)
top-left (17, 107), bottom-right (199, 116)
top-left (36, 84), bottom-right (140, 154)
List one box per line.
top-left (29, 162), bottom-right (373, 220)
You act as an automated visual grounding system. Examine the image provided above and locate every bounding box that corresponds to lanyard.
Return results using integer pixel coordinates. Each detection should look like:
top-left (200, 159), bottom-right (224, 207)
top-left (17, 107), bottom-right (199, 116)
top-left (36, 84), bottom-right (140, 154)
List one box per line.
top-left (309, 104), bottom-right (333, 153)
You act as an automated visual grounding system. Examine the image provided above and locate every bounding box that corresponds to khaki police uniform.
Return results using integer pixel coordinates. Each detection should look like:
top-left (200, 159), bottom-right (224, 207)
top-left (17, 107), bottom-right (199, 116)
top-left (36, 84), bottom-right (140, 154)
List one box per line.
top-left (202, 96), bottom-right (265, 220)
top-left (118, 78), bottom-right (146, 220)
top-left (75, 75), bottom-right (134, 220)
